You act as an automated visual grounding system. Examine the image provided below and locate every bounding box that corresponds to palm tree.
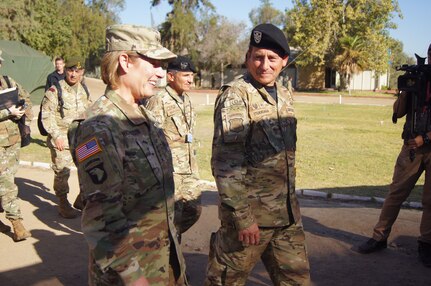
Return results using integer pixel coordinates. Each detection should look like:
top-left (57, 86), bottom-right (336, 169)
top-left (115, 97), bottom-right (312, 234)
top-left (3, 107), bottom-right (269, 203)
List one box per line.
top-left (333, 35), bottom-right (365, 92)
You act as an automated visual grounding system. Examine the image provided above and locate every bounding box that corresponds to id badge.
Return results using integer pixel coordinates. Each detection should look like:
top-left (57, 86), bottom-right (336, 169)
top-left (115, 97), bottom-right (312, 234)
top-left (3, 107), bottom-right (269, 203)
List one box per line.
top-left (185, 133), bottom-right (193, 143)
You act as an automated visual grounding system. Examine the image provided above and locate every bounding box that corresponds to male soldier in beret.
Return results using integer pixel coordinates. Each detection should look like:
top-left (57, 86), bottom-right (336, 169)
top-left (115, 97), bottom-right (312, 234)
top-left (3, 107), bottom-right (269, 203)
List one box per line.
top-left (0, 49), bottom-right (33, 241)
top-left (145, 56), bottom-right (202, 238)
top-left (68, 24), bottom-right (187, 285)
top-left (205, 24), bottom-right (310, 285)
top-left (41, 57), bottom-right (91, 218)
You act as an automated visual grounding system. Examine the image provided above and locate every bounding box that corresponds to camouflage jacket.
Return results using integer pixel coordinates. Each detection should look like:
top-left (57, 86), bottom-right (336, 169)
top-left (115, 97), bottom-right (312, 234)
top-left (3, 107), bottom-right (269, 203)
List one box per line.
top-left (145, 85), bottom-right (198, 175)
top-left (68, 89), bottom-right (185, 285)
top-left (211, 73), bottom-right (301, 230)
top-left (0, 75), bottom-right (33, 147)
top-left (41, 79), bottom-right (90, 147)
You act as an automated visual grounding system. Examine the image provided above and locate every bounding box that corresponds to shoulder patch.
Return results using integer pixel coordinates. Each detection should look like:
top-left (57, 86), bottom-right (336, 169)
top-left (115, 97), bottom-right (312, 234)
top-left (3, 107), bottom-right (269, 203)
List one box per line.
top-left (76, 137), bottom-right (102, 163)
top-left (48, 86), bottom-right (56, 92)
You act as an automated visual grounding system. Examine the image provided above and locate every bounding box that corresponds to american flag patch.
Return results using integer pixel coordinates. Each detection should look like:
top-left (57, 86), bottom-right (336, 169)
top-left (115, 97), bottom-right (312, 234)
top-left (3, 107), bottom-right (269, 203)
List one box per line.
top-left (76, 137), bottom-right (102, 162)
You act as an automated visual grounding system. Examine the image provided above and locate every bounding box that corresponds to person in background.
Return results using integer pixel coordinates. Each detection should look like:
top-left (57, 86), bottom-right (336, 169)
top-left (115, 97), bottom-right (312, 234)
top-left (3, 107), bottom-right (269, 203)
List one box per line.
top-left (144, 56), bottom-right (202, 238)
top-left (0, 49), bottom-right (33, 241)
top-left (41, 57), bottom-right (91, 219)
top-left (45, 56), bottom-right (65, 91)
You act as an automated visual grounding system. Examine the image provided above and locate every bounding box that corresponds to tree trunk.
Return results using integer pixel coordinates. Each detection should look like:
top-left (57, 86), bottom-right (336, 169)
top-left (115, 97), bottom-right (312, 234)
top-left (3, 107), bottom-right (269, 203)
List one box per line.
top-left (339, 73), bottom-right (348, 91)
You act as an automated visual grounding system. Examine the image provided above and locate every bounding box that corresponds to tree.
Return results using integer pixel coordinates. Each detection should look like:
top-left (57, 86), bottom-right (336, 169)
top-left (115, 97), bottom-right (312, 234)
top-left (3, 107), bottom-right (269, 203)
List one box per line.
top-left (288, 0), bottom-right (401, 90)
top-left (196, 15), bottom-right (248, 85)
top-left (249, 0), bottom-right (285, 27)
top-left (333, 35), bottom-right (365, 91)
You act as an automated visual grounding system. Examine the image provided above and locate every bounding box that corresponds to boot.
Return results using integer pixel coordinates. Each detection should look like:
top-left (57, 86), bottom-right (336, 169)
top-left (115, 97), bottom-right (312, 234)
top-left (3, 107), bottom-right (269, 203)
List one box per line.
top-left (0, 219), bottom-right (11, 233)
top-left (10, 219), bottom-right (31, 241)
top-left (73, 193), bottom-right (84, 211)
top-left (58, 195), bottom-right (80, 219)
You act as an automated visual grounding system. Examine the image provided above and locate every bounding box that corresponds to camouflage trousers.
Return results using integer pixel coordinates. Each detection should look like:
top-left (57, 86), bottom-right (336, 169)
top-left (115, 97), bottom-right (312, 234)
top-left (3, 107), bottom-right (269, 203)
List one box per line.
top-left (205, 222), bottom-right (310, 286)
top-left (0, 143), bottom-right (22, 220)
top-left (48, 141), bottom-right (73, 197)
top-left (173, 173), bottom-right (202, 234)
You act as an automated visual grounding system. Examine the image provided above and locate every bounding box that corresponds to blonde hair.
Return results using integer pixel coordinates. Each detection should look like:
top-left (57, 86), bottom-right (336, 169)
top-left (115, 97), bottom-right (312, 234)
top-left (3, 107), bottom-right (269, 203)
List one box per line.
top-left (101, 51), bottom-right (139, 89)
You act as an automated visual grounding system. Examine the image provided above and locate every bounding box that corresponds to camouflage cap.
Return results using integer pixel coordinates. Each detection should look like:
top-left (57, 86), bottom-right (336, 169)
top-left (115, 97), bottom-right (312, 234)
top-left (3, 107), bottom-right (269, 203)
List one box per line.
top-left (0, 50), bottom-right (4, 62)
top-left (65, 56), bottom-right (84, 69)
top-left (105, 24), bottom-right (176, 61)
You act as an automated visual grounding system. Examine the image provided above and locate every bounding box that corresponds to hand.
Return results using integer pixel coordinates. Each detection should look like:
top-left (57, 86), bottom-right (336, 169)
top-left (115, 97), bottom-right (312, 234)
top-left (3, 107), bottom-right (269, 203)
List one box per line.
top-left (8, 105), bottom-right (25, 119)
top-left (128, 276), bottom-right (149, 286)
top-left (238, 223), bottom-right (260, 246)
top-left (55, 138), bottom-right (65, 151)
top-left (407, 135), bottom-right (423, 150)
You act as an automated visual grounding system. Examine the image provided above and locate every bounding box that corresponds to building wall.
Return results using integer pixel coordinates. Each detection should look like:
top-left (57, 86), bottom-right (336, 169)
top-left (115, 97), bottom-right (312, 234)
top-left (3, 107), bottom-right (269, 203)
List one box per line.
top-left (297, 65), bottom-right (326, 90)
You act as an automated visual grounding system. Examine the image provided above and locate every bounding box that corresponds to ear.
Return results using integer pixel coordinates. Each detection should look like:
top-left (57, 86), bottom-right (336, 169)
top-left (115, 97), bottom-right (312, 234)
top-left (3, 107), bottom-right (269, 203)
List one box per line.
top-left (282, 56), bottom-right (289, 67)
top-left (118, 53), bottom-right (131, 73)
top-left (167, 72), bottom-right (175, 82)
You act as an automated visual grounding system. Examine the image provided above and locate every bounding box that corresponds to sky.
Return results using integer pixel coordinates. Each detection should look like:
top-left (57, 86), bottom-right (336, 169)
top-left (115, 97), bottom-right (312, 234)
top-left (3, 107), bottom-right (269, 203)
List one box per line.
top-left (119, 0), bottom-right (430, 60)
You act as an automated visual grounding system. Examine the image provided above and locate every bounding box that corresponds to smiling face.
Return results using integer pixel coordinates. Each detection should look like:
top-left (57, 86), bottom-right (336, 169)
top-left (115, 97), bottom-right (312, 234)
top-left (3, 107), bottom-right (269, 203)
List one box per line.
top-left (246, 46), bottom-right (288, 86)
top-left (167, 71), bottom-right (194, 95)
top-left (128, 54), bottom-right (165, 100)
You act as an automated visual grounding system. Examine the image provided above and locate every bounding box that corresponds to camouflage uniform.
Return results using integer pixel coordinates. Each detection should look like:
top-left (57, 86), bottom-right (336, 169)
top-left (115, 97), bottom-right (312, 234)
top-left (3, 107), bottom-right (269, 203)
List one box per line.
top-left (41, 79), bottom-right (90, 197)
top-left (69, 89), bottom-right (186, 285)
top-left (145, 85), bottom-right (202, 234)
top-left (205, 73), bottom-right (310, 285)
top-left (0, 75), bottom-right (33, 220)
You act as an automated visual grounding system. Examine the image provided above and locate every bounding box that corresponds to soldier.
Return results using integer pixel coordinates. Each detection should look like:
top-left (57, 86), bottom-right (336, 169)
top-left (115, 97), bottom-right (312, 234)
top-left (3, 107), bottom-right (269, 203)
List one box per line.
top-left (205, 24), bottom-right (310, 285)
top-left (0, 49), bottom-right (33, 241)
top-left (68, 24), bottom-right (187, 285)
top-left (358, 44), bottom-right (431, 268)
top-left (144, 56), bottom-right (202, 236)
top-left (41, 57), bottom-right (91, 219)
top-left (45, 56), bottom-right (65, 91)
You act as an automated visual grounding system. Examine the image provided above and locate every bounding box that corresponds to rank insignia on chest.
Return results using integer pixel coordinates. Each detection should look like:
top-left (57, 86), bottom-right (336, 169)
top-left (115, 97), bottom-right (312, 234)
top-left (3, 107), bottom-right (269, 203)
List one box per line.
top-left (76, 137), bottom-right (102, 163)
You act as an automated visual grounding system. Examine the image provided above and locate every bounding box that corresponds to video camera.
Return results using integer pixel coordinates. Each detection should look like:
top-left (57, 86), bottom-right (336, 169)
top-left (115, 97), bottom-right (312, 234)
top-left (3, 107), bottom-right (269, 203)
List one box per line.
top-left (397, 54), bottom-right (431, 95)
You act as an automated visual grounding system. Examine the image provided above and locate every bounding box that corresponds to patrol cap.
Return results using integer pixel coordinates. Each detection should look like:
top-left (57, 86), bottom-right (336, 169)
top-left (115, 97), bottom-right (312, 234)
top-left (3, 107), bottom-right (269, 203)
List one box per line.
top-left (0, 50), bottom-right (4, 62)
top-left (167, 56), bottom-right (196, 73)
top-left (65, 56), bottom-right (84, 69)
top-left (105, 24), bottom-right (176, 61)
top-left (250, 24), bottom-right (290, 57)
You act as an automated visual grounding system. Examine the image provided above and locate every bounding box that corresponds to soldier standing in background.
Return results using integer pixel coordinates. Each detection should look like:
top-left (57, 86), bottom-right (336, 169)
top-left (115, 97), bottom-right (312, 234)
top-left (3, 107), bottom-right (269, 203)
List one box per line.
top-left (205, 24), bottom-right (310, 285)
top-left (144, 56), bottom-right (202, 237)
top-left (0, 49), bottom-right (33, 241)
top-left (68, 24), bottom-right (186, 285)
top-left (41, 57), bottom-right (91, 219)
top-left (45, 56), bottom-right (65, 91)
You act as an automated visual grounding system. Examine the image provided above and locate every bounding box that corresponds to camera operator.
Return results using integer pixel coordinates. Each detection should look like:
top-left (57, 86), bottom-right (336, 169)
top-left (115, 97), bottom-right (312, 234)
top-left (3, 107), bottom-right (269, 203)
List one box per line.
top-left (357, 44), bottom-right (431, 268)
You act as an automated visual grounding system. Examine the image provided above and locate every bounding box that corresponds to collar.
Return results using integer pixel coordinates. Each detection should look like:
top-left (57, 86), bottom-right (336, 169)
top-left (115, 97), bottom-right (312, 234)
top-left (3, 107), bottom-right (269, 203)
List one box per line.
top-left (105, 89), bottom-right (147, 125)
top-left (165, 85), bottom-right (188, 103)
top-left (244, 73), bottom-right (277, 105)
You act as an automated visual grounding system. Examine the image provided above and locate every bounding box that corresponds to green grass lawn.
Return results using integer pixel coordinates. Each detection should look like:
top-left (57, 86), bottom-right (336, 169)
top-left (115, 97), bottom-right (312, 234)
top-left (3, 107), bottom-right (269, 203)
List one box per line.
top-left (21, 102), bottom-right (424, 202)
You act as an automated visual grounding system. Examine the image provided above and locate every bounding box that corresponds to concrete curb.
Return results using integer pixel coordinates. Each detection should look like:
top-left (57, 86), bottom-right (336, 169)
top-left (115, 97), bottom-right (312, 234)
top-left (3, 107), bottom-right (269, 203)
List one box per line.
top-left (19, 161), bottom-right (423, 210)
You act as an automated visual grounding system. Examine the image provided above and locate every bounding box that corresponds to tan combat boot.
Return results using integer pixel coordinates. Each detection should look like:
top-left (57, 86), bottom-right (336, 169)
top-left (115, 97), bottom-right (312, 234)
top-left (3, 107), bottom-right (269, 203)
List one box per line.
top-left (0, 219), bottom-right (11, 233)
top-left (58, 195), bottom-right (80, 219)
top-left (10, 219), bottom-right (31, 241)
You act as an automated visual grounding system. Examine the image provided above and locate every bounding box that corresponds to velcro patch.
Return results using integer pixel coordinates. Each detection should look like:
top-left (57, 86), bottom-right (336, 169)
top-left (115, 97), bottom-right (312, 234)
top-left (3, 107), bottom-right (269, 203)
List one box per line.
top-left (76, 137), bottom-right (102, 163)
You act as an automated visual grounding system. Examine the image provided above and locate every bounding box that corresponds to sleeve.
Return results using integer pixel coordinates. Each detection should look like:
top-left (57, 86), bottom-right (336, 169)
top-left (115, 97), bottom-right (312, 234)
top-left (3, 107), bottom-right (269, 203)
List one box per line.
top-left (14, 80), bottom-right (33, 123)
top-left (74, 121), bottom-right (136, 276)
top-left (41, 87), bottom-right (62, 140)
top-left (211, 87), bottom-right (255, 230)
top-left (393, 91), bottom-right (408, 118)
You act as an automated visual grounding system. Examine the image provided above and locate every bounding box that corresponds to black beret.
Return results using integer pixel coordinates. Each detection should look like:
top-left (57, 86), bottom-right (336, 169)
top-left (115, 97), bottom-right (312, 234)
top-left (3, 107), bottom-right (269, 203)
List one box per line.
top-left (250, 24), bottom-right (290, 57)
top-left (167, 56), bottom-right (196, 73)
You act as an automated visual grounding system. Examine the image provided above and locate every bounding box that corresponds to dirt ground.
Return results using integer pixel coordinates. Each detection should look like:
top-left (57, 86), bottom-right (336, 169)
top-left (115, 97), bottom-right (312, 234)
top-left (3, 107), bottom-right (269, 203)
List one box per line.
top-left (0, 166), bottom-right (430, 286)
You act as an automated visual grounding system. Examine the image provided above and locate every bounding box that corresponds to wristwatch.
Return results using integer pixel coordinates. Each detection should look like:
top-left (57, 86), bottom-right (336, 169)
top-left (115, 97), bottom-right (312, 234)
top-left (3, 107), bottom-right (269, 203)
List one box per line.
top-left (422, 133), bottom-right (430, 145)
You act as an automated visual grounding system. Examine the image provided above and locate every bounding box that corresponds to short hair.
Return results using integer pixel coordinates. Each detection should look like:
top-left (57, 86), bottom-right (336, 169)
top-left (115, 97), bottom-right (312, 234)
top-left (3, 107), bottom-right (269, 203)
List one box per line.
top-left (55, 56), bottom-right (64, 62)
top-left (101, 51), bottom-right (138, 89)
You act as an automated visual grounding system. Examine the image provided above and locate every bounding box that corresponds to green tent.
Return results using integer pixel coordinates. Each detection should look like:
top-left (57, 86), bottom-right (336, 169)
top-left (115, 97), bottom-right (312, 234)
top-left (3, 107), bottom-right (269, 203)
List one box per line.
top-left (0, 40), bottom-right (53, 104)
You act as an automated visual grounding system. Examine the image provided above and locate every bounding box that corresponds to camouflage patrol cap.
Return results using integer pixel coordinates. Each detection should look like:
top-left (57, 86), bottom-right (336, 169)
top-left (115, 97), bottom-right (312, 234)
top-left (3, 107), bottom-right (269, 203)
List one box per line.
top-left (0, 50), bottom-right (4, 62)
top-left (65, 56), bottom-right (84, 69)
top-left (250, 24), bottom-right (290, 57)
top-left (105, 24), bottom-right (176, 60)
